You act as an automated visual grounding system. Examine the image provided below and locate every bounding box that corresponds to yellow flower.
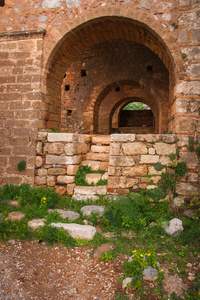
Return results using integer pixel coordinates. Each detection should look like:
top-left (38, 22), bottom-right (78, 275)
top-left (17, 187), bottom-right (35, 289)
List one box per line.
top-left (132, 250), bottom-right (137, 253)
top-left (148, 253), bottom-right (151, 256)
top-left (140, 254), bottom-right (143, 257)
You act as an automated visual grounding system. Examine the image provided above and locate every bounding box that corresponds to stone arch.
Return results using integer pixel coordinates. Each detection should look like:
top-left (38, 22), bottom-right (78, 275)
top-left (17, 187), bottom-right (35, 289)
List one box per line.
top-left (109, 97), bottom-right (158, 134)
top-left (41, 10), bottom-right (183, 131)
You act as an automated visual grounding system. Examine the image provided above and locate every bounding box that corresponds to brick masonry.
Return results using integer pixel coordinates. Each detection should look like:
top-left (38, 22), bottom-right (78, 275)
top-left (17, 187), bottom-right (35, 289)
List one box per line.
top-left (0, 0), bottom-right (199, 187)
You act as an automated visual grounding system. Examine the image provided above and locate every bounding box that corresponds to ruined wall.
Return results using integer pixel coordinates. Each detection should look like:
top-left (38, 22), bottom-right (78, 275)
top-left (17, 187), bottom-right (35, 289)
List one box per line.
top-left (0, 0), bottom-right (199, 186)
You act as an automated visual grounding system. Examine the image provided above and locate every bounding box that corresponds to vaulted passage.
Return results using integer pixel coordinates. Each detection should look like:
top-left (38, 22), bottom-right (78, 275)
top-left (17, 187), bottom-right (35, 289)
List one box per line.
top-left (43, 16), bottom-right (175, 134)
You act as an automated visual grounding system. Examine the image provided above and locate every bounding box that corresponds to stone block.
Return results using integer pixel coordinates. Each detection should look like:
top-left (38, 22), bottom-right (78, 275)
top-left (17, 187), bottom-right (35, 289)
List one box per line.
top-left (110, 143), bottom-right (121, 155)
top-left (67, 183), bottom-right (75, 195)
top-left (107, 177), bottom-right (120, 188)
top-left (180, 152), bottom-right (199, 168)
top-left (67, 165), bottom-right (79, 175)
top-left (176, 182), bottom-right (199, 196)
top-left (38, 168), bottom-right (47, 176)
top-left (176, 81), bottom-right (200, 95)
top-left (86, 153), bottom-right (109, 162)
top-left (143, 267), bottom-right (158, 281)
top-left (154, 143), bottom-right (176, 155)
top-left (111, 134), bottom-right (135, 142)
top-left (161, 135), bottom-right (178, 143)
top-left (140, 155), bottom-right (159, 164)
top-left (73, 186), bottom-right (107, 195)
top-left (57, 175), bottom-right (75, 184)
top-left (136, 134), bottom-right (161, 143)
top-left (80, 205), bottom-right (105, 217)
top-left (159, 156), bottom-right (171, 165)
top-left (55, 185), bottom-right (67, 195)
top-left (82, 160), bottom-right (101, 171)
top-left (100, 162), bottom-right (109, 171)
top-left (163, 218), bottom-right (183, 237)
top-left (122, 142), bottom-right (147, 155)
top-left (48, 209), bottom-right (80, 220)
top-left (92, 135), bottom-right (111, 145)
top-left (51, 223), bottom-right (96, 240)
top-left (119, 177), bottom-right (138, 188)
top-left (28, 218), bottom-right (46, 230)
top-left (36, 142), bottom-right (42, 155)
top-left (85, 173), bottom-right (102, 185)
top-left (46, 155), bottom-right (82, 165)
top-left (35, 156), bottom-right (43, 167)
top-left (48, 168), bottom-right (67, 175)
top-left (35, 176), bottom-right (46, 185)
top-left (149, 148), bottom-right (155, 155)
top-left (64, 143), bottom-right (77, 155)
top-left (47, 133), bottom-right (78, 142)
top-left (148, 166), bottom-right (164, 175)
top-left (47, 176), bottom-right (56, 186)
top-left (91, 145), bottom-right (110, 153)
top-left (109, 156), bottom-right (136, 167)
top-left (179, 0), bottom-right (191, 6)
top-left (138, 0), bottom-right (151, 10)
top-left (122, 165), bottom-right (148, 176)
top-left (5, 211), bottom-right (25, 222)
top-left (178, 29), bottom-right (189, 44)
top-left (44, 143), bottom-right (64, 155)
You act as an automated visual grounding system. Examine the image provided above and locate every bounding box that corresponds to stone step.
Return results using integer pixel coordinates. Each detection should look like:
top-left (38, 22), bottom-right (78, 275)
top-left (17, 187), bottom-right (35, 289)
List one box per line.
top-left (92, 135), bottom-right (111, 145)
top-left (74, 186), bottom-right (107, 196)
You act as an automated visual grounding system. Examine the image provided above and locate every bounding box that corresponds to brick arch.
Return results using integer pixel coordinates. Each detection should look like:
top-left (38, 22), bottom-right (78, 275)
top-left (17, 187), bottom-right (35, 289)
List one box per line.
top-left (41, 12), bottom-right (180, 130)
top-left (109, 98), bottom-right (158, 134)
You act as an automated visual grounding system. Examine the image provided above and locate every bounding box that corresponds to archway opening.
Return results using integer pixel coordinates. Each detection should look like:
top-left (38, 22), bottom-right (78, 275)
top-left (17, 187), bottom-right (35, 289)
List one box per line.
top-left (43, 16), bottom-right (175, 134)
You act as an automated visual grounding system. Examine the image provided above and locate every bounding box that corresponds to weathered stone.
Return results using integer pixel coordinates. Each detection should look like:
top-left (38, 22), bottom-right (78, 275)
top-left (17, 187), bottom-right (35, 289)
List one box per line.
top-left (110, 156), bottom-right (136, 167)
top-left (38, 168), bottom-right (47, 176)
top-left (35, 176), bottom-right (46, 185)
top-left (173, 196), bottom-right (184, 207)
top-left (148, 166), bottom-right (164, 175)
top-left (143, 266), bottom-right (158, 281)
top-left (176, 81), bottom-right (200, 95)
top-left (122, 165), bottom-right (147, 176)
top-left (86, 153), bottom-right (109, 162)
top-left (57, 175), bottom-right (75, 184)
top-left (91, 145), bottom-right (110, 153)
top-left (74, 186), bottom-right (107, 195)
top-left (46, 155), bottom-right (81, 165)
top-left (149, 148), bottom-right (155, 155)
top-left (47, 175), bottom-right (55, 186)
top-left (111, 134), bottom-right (135, 142)
top-left (85, 173), bottom-right (102, 185)
top-left (48, 209), bottom-right (80, 220)
top-left (80, 205), bottom-right (105, 217)
top-left (108, 166), bottom-right (122, 176)
top-left (138, 0), bottom-right (151, 10)
top-left (51, 223), bottom-right (96, 240)
top-left (55, 185), bottom-right (67, 195)
top-left (102, 172), bottom-right (108, 180)
top-left (110, 143), bottom-right (121, 155)
top-left (38, 132), bottom-right (48, 141)
top-left (82, 160), bottom-right (101, 171)
top-left (47, 133), bottom-right (78, 142)
top-left (180, 153), bottom-right (199, 168)
top-left (48, 168), bottom-right (67, 175)
top-left (119, 177), bottom-right (138, 188)
top-left (159, 156), bottom-right (171, 165)
top-left (176, 183), bottom-right (199, 196)
top-left (93, 242), bottom-right (115, 259)
top-left (92, 135), bottom-right (111, 145)
top-left (66, 0), bottom-right (81, 8)
top-left (122, 277), bottom-right (133, 289)
top-left (140, 155), bottom-right (159, 164)
top-left (100, 162), bottom-right (109, 171)
top-left (161, 135), bottom-right (178, 143)
top-left (7, 200), bottom-right (20, 207)
top-left (44, 143), bottom-right (64, 155)
top-left (163, 218), bottom-right (183, 237)
top-left (64, 143), bottom-right (77, 155)
top-left (35, 156), bottom-right (43, 167)
top-left (136, 134), bottom-right (161, 143)
top-left (36, 142), bottom-right (42, 155)
top-left (122, 142), bottom-right (147, 155)
top-left (42, 0), bottom-right (63, 9)
top-left (28, 218), bottom-right (46, 230)
top-left (67, 183), bottom-right (75, 195)
top-left (5, 211), bottom-right (25, 222)
top-left (67, 165), bottom-right (78, 175)
top-left (107, 177), bottom-right (120, 188)
top-left (73, 195), bottom-right (99, 201)
top-left (154, 143), bottom-right (176, 155)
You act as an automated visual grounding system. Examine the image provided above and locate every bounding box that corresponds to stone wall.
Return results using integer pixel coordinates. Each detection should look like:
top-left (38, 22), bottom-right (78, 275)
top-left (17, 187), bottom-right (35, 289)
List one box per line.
top-left (35, 133), bottom-right (199, 198)
top-left (0, 30), bottom-right (45, 185)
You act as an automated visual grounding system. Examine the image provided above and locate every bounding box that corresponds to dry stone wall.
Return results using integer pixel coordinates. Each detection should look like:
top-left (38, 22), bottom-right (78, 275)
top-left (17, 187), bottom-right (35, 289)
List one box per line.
top-left (35, 133), bottom-right (199, 198)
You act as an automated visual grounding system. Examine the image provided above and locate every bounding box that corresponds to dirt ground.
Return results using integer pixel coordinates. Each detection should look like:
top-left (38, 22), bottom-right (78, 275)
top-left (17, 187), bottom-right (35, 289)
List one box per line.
top-left (0, 240), bottom-right (195, 300)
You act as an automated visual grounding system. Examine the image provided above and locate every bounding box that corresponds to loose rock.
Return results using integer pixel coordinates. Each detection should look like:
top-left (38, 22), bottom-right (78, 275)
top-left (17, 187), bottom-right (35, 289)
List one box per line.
top-left (4, 211), bottom-right (25, 222)
top-left (48, 209), bottom-right (80, 221)
top-left (28, 218), bottom-right (46, 230)
top-left (163, 218), bottom-right (183, 237)
top-left (80, 205), bottom-right (105, 217)
top-left (143, 266), bottom-right (158, 281)
top-left (51, 222), bottom-right (96, 240)
top-left (93, 242), bottom-right (115, 259)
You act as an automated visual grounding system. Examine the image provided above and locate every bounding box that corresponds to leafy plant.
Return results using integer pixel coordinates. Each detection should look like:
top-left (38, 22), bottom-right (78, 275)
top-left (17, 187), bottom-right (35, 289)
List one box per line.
top-left (182, 53), bottom-right (187, 59)
top-left (74, 165), bottom-right (105, 186)
top-left (175, 161), bottom-right (187, 177)
top-left (154, 162), bottom-right (164, 171)
top-left (158, 172), bottom-right (176, 194)
top-left (51, 127), bottom-right (58, 133)
top-left (169, 153), bottom-right (176, 161)
top-left (100, 249), bottom-right (114, 262)
top-left (17, 160), bottom-right (26, 171)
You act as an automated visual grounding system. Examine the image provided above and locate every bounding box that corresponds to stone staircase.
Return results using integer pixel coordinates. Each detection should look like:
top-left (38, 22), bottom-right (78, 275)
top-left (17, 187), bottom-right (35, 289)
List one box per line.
top-left (73, 135), bottom-right (111, 200)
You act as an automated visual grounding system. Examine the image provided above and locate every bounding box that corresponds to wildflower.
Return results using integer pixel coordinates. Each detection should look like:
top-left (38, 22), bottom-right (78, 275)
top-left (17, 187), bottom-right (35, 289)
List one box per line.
top-left (148, 253), bottom-right (151, 256)
top-left (132, 250), bottom-right (137, 253)
top-left (140, 254), bottom-right (143, 257)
